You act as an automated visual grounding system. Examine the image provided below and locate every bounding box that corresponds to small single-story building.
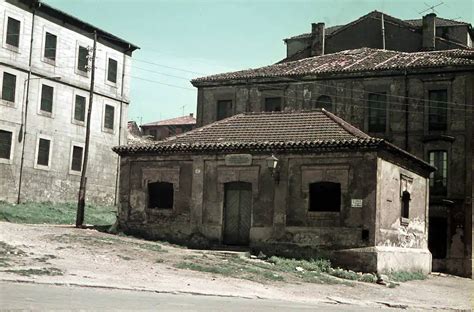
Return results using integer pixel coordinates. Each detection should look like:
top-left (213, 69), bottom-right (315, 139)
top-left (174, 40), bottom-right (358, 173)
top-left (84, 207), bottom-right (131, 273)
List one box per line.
top-left (141, 113), bottom-right (196, 141)
top-left (113, 109), bottom-right (435, 274)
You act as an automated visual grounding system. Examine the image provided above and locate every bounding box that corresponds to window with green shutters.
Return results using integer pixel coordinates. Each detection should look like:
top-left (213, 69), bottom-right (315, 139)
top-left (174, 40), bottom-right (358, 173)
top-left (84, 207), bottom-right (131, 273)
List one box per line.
top-left (37, 138), bottom-right (51, 167)
top-left (107, 58), bottom-right (118, 83)
top-left (6, 17), bottom-right (20, 47)
top-left (40, 85), bottom-right (54, 113)
top-left (104, 105), bottom-right (115, 130)
top-left (0, 130), bottom-right (13, 160)
top-left (77, 46), bottom-right (88, 73)
top-left (44, 32), bottom-right (57, 61)
top-left (71, 146), bottom-right (83, 172)
top-left (368, 92), bottom-right (387, 133)
top-left (2, 72), bottom-right (16, 102)
top-left (74, 95), bottom-right (86, 122)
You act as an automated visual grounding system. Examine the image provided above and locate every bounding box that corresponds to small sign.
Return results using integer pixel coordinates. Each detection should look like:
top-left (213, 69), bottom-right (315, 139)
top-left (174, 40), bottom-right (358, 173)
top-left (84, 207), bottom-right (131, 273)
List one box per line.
top-left (225, 154), bottom-right (252, 166)
top-left (351, 199), bottom-right (363, 208)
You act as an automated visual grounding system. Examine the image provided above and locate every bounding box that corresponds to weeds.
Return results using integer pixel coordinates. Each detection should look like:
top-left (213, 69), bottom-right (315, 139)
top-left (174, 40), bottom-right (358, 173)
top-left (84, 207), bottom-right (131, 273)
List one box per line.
top-left (3, 267), bottom-right (63, 276)
top-left (388, 271), bottom-right (426, 282)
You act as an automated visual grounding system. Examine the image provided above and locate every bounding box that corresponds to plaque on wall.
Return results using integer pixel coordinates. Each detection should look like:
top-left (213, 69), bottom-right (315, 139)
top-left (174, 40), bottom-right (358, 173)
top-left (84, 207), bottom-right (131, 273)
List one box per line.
top-left (225, 154), bottom-right (252, 166)
top-left (351, 199), bottom-right (363, 208)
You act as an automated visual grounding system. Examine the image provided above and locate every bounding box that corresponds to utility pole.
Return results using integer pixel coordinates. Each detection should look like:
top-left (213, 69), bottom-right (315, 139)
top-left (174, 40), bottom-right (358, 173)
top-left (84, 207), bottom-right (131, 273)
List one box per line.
top-left (76, 31), bottom-right (97, 228)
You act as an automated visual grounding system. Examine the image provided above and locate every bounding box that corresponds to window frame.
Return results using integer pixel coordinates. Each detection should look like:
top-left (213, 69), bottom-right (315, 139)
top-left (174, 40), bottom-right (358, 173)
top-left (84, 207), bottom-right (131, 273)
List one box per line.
top-left (428, 150), bottom-right (448, 197)
top-left (147, 181), bottom-right (175, 210)
top-left (69, 142), bottom-right (85, 175)
top-left (308, 181), bottom-right (342, 213)
top-left (41, 28), bottom-right (58, 65)
top-left (1, 71), bottom-right (17, 105)
top-left (38, 83), bottom-right (55, 117)
top-left (423, 81), bottom-right (452, 135)
top-left (34, 134), bottom-right (53, 171)
top-left (264, 96), bottom-right (283, 112)
top-left (216, 99), bottom-right (233, 121)
top-left (3, 13), bottom-right (22, 52)
top-left (71, 91), bottom-right (88, 126)
top-left (314, 95), bottom-right (333, 111)
top-left (0, 125), bottom-right (15, 165)
top-left (75, 42), bottom-right (90, 77)
top-left (367, 92), bottom-right (387, 133)
top-left (427, 89), bottom-right (448, 132)
top-left (102, 103), bottom-right (116, 134)
top-left (106, 56), bottom-right (118, 86)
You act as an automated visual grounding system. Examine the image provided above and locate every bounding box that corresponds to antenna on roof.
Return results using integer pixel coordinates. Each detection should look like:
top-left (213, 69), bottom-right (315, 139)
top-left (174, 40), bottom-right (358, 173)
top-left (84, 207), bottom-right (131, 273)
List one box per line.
top-left (180, 104), bottom-right (187, 116)
top-left (419, 1), bottom-right (443, 15)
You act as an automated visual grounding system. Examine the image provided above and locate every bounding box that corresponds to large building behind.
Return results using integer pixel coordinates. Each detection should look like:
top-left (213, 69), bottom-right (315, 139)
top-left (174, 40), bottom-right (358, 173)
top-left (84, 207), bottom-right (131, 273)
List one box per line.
top-left (0, 0), bottom-right (138, 205)
top-left (191, 48), bottom-right (474, 277)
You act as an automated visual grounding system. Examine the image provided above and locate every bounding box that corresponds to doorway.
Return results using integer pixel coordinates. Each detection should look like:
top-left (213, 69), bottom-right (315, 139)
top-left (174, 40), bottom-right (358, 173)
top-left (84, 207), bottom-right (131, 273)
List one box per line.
top-left (223, 182), bottom-right (252, 245)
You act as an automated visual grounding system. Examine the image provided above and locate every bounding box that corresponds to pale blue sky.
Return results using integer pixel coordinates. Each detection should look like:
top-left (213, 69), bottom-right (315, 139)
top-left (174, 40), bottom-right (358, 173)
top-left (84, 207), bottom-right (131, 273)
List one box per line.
top-left (44, 0), bottom-right (473, 124)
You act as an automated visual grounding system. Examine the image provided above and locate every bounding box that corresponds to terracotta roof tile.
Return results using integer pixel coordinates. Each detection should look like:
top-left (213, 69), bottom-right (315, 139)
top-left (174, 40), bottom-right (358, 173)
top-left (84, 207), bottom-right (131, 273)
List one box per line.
top-left (141, 115), bottom-right (196, 127)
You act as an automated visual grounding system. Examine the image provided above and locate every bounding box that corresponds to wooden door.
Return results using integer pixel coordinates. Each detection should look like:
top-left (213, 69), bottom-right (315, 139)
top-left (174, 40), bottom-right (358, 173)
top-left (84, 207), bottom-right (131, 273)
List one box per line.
top-left (223, 182), bottom-right (252, 245)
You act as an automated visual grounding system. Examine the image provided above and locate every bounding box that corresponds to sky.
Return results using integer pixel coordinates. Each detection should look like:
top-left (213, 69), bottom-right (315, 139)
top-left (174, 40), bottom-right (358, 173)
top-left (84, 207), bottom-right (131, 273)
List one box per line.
top-left (44, 0), bottom-right (473, 124)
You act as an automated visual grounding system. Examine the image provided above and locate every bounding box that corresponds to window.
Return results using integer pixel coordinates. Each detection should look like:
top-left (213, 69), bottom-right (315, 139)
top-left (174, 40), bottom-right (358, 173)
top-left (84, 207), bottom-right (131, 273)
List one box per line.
top-left (71, 145), bottom-right (83, 172)
top-left (74, 95), bottom-right (86, 122)
top-left (368, 92), bottom-right (387, 132)
top-left (429, 151), bottom-right (447, 196)
top-left (314, 95), bottom-right (332, 111)
top-left (149, 129), bottom-right (157, 139)
top-left (6, 17), bottom-right (20, 48)
top-left (44, 32), bottom-right (57, 62)
top-left (264, 97), bottom-right (282, 112)
top-left (428, 216), bottom-right (447, 259)
top-left (36, 138), bottom-right (51, 167)
top-left (217, 100), bottom-right (232, 120)
top-left (0, 130), bottom-right (13, 160)
top-left (2, 72), bottom-right (16, 102)
top-left (40, 85), bottom-right (54, 113)
top-left (309, 182), bottom-right (341, 212)
top-left (148, 182), bottom-right (174, 209)
top-left (77, 46), bottom-right (89, 73)
top-left (428, 89), bottom-right (447, 131)
top-left (104, 104), bottom-right (115, 130)
top-left (107, 58), bottom-right (118, 83)
top-left (401, 191), bottom-right (410, 219)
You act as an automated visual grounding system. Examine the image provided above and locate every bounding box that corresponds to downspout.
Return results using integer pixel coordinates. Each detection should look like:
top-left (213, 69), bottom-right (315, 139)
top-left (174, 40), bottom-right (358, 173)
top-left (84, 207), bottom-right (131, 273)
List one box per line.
top-left (114, 45), bottom-right (131, 206)
top-left (404, 69), bottom-right (409, 151)
top-left (381, 13), bottom-right (386, 50)
top-left (17, 3), bottom-right (37, 204)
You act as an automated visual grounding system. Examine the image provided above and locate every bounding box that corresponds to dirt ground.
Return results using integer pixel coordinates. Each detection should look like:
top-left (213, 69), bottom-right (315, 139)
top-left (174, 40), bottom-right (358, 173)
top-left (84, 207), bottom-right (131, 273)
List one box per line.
top-left (0, 221), bottom-right (472, 311)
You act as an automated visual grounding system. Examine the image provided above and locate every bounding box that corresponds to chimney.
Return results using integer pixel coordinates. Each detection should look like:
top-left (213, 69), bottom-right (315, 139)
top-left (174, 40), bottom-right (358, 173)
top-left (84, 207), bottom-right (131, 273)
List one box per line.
top-left (310, 22), bottom-right (325, 56)
top-left (422, 13), bottom-right (436, 51)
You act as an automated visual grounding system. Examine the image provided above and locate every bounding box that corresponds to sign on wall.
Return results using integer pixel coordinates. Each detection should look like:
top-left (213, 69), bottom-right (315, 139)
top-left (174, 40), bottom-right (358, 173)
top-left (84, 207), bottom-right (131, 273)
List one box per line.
top-left (225, 154), bottom-right (252, 166)
top-left (351, 199), bottom-right (363, 208)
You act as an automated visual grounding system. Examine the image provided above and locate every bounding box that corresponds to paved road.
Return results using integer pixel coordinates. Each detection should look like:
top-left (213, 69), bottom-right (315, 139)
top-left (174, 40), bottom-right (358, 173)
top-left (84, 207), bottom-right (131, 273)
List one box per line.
top-left (0, 281), bottom-right (381, 311)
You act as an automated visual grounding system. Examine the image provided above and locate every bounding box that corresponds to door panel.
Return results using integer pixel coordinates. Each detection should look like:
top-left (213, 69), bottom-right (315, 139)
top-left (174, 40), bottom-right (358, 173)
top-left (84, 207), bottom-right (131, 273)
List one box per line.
top-left (223, 182), bottom-right (252, 245)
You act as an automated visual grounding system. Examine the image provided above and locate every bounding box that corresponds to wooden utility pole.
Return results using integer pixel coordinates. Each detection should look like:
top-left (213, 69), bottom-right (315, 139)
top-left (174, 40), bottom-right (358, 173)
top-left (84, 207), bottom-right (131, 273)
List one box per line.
top-left (76, 31), bottom-right (97, 228)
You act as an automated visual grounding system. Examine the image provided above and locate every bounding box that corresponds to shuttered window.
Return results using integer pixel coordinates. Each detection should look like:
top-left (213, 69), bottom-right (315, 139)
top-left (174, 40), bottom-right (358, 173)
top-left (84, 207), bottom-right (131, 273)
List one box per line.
top-left (44, 32), bottom-right (57, 61)
top-left (77, 46), bottom-right (88, 72)
top-left (37, 138), bottom-right (51, 167)
top-left (428, 89), bottom-right (448, 131)
top-left (2, 72), bottom-right (16, 102)
top-left (264, 97), bottom-right (282, 112)
top-left (104, 105), bottom-right (115, 130)
top-left (368, 92), bottom-right (387, 133)
top-left (71, 146), bottom-right (83, 172)
top-left (107, 58), bottom-right (118, 83)
top-left (0, 130), bottom-right (13, 160)
top-left (40, 85), bottom-right (54, 113)
top-left (6, 17), bottom-right (20, 47)
top-left (74, 95), bottom-right (86, 122)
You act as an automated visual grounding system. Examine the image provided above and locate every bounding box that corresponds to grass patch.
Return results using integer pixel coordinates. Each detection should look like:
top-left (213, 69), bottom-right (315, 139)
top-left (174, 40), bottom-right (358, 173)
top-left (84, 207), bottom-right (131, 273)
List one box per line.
top-left (3, 267), bottom-right (63, 276)
top-left (388, 271), bottom-right (426, 282)
top-left (0, 242), bottom-right (27, 267)
top-left (0, 201), bottom-right (116, 225)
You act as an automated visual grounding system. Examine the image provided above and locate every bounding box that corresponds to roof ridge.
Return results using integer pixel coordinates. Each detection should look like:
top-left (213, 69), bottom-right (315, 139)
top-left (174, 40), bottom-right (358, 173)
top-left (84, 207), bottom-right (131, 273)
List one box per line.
top-left (321, 109), bottom-right (371, 139)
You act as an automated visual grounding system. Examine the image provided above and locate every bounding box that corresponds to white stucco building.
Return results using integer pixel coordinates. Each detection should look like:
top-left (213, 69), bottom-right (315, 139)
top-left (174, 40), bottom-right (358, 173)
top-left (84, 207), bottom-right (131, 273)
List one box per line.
top-left (0, 0), bottom-right (139, 204)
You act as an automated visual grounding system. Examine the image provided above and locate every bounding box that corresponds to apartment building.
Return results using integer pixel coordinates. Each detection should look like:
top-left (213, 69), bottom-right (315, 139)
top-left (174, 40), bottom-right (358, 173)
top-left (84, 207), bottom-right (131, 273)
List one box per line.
top-left (0, 0), bottom-right (139, 205)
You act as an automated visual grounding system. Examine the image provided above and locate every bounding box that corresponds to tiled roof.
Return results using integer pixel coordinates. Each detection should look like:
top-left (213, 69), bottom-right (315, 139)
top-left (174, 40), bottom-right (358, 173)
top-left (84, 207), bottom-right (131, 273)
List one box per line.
top-left (404, 17), bottom-right (471, 27)
top-left (112, 110), bottom-right (434, 172)
top-left (141, 115), bottom-right (196, 127)
top-left (192, 48), bottom-right (474, 84)
top-left (284, 25), bottom-right (343, 41)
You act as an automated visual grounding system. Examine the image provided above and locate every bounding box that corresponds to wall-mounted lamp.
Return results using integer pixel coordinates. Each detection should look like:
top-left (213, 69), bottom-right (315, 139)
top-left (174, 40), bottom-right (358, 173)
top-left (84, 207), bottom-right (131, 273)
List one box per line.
top-left (266, 154), bottom-right (280, 184)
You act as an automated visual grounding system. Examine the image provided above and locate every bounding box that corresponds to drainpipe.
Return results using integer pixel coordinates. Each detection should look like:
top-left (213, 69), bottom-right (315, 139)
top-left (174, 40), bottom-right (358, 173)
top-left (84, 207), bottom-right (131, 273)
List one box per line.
top-left (404, 69), bottom-right (409, 151)
top-left (381, 13), bottom-right (386, 50)
top-left (114, 45), bottom-right (131, 206)
top-left (17, 3), bottom-right (37, 204)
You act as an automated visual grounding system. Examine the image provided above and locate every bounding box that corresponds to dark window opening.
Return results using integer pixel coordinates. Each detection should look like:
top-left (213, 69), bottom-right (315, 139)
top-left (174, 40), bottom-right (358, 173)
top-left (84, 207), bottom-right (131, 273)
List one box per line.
top-left (2, 72), bottom-right (16, 102)
top-left (71, 146), bottom-right (83, 172)
top-left (44, 32), bottom-right (57, 61)
top-left (77, 46), bottom-right (89, 72)
top-left (368, 92), bottom-right (387, 133)
top-left (428, 217), bottom-right (447, 259)
top-left (37, 138), bottom-right (50, 166)
top-left (362, 229), bottom-right (369, 241)
top-left (264, 97), bottom-right (282, 112)
top-left (428, 89), bottom-right (447, 131)
top-left (148, 182), bottom-right (174, 209)
top-left (314, 95), bottom-right (332, 111)
top-left (74, 95), bottom-right (86, 122)
top-left (107, 58), bottom-right (118, 83)
top-left (40, 84), bottom-right (54, 113)
top-left (104, 105), bottom-right (115, 130)
top-left (0, 130), bottom-right (13, 159)
top-left (401, 191), bottom-right (410, 219)
top-left (217, 100), bottom-right (232, 120)
top-left (6, 17), bottom-right (20, 47)
top-left (429, 150), bottom-right (447, 196)
top-left (309, 181), bottom-right (341, 212)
